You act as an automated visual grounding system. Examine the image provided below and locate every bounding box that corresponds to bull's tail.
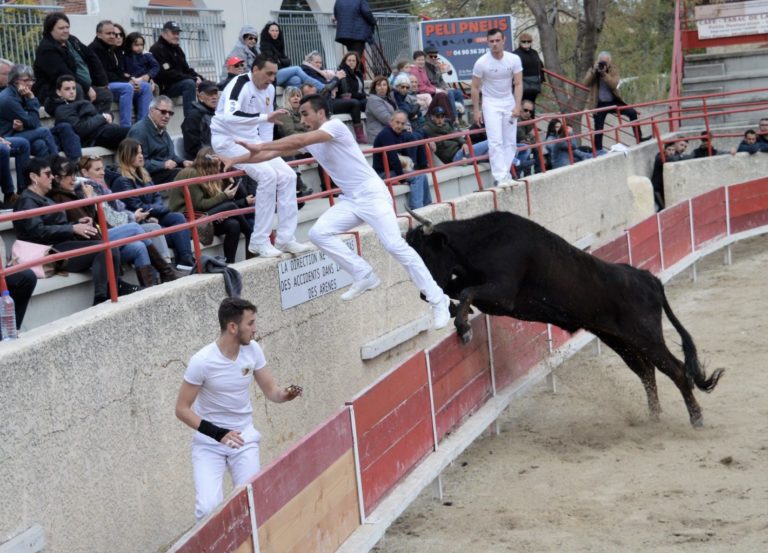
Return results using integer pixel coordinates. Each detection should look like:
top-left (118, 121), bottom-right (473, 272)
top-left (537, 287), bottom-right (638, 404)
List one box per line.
top-left (662, 290), bottom-right (724, 392)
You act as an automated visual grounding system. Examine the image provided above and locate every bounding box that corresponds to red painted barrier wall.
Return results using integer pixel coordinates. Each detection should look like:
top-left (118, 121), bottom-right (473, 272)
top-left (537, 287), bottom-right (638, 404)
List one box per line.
top-left (691, 187), bottom-right (727, 247)
top-left (174, 489), bottom-right (252, 553)
top-left (490, 318), bottom-right (548, 391)
top-left (660, 202), bottom-right (693, 268)
top-left (628, 215), bottom-right (662, 272)
top-left (592, 234), bottom-right (631, 265)
top-left (728, 178), bottom-right (768, 234)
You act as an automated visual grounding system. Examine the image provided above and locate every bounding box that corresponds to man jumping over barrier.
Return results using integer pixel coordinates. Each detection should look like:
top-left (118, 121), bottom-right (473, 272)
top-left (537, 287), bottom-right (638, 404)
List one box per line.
top-left (222, 94), bottom-right (451, 330)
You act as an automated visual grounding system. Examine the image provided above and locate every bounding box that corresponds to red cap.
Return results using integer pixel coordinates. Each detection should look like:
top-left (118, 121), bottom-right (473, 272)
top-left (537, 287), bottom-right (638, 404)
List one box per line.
top-left (226, 56), bottom-right (245, 67)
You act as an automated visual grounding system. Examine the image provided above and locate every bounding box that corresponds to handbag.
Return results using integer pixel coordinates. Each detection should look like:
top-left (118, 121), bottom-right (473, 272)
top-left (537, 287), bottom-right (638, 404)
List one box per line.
top-left (192, 212), bottom-right (215, 246)
top-left (11, 240), bottom-right (68, 279)
top-left (523, 75), bottom-right (542, 94)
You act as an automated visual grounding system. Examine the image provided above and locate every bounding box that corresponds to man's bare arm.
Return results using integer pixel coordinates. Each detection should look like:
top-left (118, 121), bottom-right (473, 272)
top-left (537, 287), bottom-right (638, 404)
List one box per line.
top-left (223, 129), bottom-right (334, 170)
top-left (471, 75), bottom-right (482, 125)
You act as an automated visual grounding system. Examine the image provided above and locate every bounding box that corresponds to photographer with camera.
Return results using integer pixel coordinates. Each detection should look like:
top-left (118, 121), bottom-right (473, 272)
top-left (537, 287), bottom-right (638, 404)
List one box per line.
top-left (583, 51), bottom-right (647, 151)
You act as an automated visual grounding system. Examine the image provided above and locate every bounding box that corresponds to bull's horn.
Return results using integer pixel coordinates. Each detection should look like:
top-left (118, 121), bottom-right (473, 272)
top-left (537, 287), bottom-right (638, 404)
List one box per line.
top-left (405, 206), bottom-right (434, 234)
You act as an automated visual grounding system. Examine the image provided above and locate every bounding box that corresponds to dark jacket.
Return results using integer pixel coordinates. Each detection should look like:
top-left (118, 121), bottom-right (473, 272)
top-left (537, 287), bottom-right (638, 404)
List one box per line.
top-left (259, 24), bottom-right (291, 69)
top-left (334, 0), bottom-right (376, 44)
top-left (0, 86), bottom-right (42, 137)
top-left (583, 62), bottom-right (624, 107)
top-left (126, 117), bottom-right (185, 174)
top-left (45, 96), bottom-right (110, 145)
top-left (372, 125), bottom-right (411, 176)
top-left (425, 62), bottom-right (447, 89)
top-left (181, 101), bottom-right (215, 159)
top-left (422, 118), bottom-right (464, 163)
top-left (512, 47), bottom-right (545, 81)
top-left (338, 64), bottom-right (366, 102)
top-left (48, 186), bottom-right (97, 226)
top-left (149, 35), bottom-right (201, 91)
top-left (111, 173), bottom-right (169, 217)
top-left (32, 33), bottom-right (108, 105)
top-left (124, 51), bottom-right (160, 80)
top-left (89, 37), bottom-right (129, 83)
top-left (274, 108), bottom-right (305, 139)
top-left (13, 188), bottom-right (77, 244)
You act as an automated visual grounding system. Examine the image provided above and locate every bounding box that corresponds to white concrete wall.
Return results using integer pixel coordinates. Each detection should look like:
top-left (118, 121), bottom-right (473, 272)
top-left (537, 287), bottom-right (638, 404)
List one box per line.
top-left (9, 138), bottom-right (758, 553)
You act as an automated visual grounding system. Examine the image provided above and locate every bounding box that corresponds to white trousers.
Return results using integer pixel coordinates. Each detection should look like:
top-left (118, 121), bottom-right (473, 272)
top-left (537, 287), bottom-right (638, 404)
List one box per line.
top-left (191, 425), bottom-right (262, 520)
top-left (307, 185), bottom-right (445, 304)
top-left (212, 135), bottom-right (298, 246)
top-left (482, 97), bottom-right (518, 182)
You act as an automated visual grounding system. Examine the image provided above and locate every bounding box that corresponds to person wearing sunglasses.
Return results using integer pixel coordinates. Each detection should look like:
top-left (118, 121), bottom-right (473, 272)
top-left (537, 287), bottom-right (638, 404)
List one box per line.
top-left (512, 32), bottom-right (546, 106)
top-left (222, 25), bottom-right (259, 81)
top-left (423, 46), bottom-right (466, 127)
top-left (217, 56), bottom-right (246, 90)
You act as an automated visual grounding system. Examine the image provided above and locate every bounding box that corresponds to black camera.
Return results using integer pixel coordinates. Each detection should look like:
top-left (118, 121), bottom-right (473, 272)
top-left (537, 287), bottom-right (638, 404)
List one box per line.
top-left (597, 61), bottom-right (608, 72)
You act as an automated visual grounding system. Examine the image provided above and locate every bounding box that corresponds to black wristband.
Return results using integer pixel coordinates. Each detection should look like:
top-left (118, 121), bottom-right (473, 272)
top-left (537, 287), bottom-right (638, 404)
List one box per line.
top-left (197, 419), bottom-right (230, 442)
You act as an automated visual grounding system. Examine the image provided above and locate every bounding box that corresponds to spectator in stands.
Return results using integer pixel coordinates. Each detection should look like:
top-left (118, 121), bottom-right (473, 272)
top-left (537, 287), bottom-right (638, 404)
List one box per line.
top-left (13, 157), bottom-right (124, 304)
top-left (515, 99), bottom-right (538, 175)
top-left (79, 154), bottom-right (180, 279)
top-left (258, 22), bottom-right (327, 90)
top-left (338, 51), bottom-right (368, 143)
top-left (333, 0), bottom-right (376, 56)
top-left (545, 119), bottom-right (591, 169)
top-left (691, 133), bottom-right (719, 158)
top-left (89, 20), bottom-right (152, 128)
top-left (0, 64), bottom-right (81, 163)
top-left (47, 156), bottom-right (149, 291)
top-left (673, 138), bottom-right (690, 159)
top-left (513, 32), bottom-right (546, 106)
top-left (127, 95), bottom-right (192, 184)
top-left (111, 138), bottom-right (196, 268)
top-left (150, 21), bottom-right (202, 118)
top-left (301, 51), bottom-right (343, 87)
top-left (45, 75), bottom-right (128, 150)
top-left (170, 148), bottom-right (253, 264)
top-left (365, 76), bottom-right (397, 143)
top-left (424, 46), bottom-right (466, 127)
top-left (33, 12), bottom-right (112, 113)
top-left (182, 81), bottom-right (219, 160)
top-left (123, 32), bottom-right (160, 95)
top-left (373, 110), bottom-right (432, 209)
top-left (0, 135), bottom-right (30, 207)
top-left (407, 73), bottom-right (431, 115)
top-left (388, 60), bottom-right (411, 87)
top-left (217, 57), bottom-right (246, 90)
top-left (392, 74), bottom-right (425, 132)
top-left (0, 58), bottom-right (12, 92)
top-left (730, 129), bottom-right (766, 155)
top-left (175, 296), bottom-right (302, 520)
top-left (222, 26), bottom-right (259, 79)
top-left (274, 86), bottom-right (316, 204)
top-left (583, 51), bottom-right (647, 151)
top-left (650, 142), bottom-right (679, 211)
top-left (757, 117), bottom-right (768, 146)
top-left (0, 238), bottom-right (36, 334)
top-left (423, 105), bottom-right (489, 164)
top-left (410, 51), bottom-right (435, 98)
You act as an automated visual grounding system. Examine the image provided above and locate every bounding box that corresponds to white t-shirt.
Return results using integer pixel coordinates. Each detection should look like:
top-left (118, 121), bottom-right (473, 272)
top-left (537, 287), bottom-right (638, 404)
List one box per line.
top-left (302, 119), bottom-right (388, 199)
top-left (210, 73), bottom-right (274, 143)
top-left (472, 51), bottom-right (523, 102)
top-left (183, 340), bottom-right (267, 430)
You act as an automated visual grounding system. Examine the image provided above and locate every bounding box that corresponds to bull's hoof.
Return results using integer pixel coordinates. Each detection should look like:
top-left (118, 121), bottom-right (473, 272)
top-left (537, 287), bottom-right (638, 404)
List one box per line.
top-left (690, 415), bottom-right (704, 428)
top-left (460, 328), bottom-right (473, 344)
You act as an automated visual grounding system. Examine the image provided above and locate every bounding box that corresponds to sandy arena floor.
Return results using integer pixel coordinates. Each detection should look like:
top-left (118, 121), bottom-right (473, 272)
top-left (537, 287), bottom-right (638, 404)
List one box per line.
top-left (373, 237), bottom-right (768, 553)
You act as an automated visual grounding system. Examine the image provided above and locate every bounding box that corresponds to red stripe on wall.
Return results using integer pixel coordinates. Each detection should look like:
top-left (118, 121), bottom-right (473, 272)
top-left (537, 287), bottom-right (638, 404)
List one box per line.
top-left (435, 369), bottom-right (493, 440)
top-left (175, 489), bottom-right (252, 553)
top-left (660, 202), bottom-right (693, 267)
top-left (692, 187), bottom-right (727, 247)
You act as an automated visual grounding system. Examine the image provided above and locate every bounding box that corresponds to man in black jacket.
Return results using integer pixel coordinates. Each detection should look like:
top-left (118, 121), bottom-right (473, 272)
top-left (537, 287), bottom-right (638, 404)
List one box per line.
top-left (150, 21), bottom-right (202, 118)
top-left (32, 12), bottom-right (112, 113)
top-left (181, 80), bottom-right (219, 159)
top-left (45, 75), bottom-right (128, 149)
top-left (89, 20), bottom-right (152, 127)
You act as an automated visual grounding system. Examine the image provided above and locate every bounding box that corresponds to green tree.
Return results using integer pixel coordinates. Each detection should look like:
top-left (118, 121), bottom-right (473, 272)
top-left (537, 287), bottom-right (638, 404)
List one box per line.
top-left (0, 0), bottom-right (48, 69)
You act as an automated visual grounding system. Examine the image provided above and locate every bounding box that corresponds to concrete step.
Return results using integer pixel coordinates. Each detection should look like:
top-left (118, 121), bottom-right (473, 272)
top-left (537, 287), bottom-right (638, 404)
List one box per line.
top-left (684, 49), bottom-right (768, 75)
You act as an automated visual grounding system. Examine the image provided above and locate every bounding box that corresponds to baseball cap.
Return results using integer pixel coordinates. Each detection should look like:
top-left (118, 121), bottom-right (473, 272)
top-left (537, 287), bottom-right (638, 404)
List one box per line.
top-left (430, 106), bottom-right (446, 116)
top-left (162, 21), bottom-right (182, 32)
top-left (226, 56), bottom-right (244, 67)
top-left (197, 80), bottom-right (219, 94)
top-left (425, 45), bottom-right (438, 54)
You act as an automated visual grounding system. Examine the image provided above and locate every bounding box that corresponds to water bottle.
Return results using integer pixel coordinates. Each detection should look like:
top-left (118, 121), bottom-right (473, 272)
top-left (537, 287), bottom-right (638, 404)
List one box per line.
top-left (1, 290), bottom-right (17, 341)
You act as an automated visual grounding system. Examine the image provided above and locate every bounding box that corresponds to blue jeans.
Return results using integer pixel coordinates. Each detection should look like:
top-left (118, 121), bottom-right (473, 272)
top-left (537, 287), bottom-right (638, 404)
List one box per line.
top-left (109, 223), bottom-right (151, 267)
top-left (452, 139), bottom-right (489, 161)
top-left (446, 88), bottom-right (464, 121)
top-left (51, 123), bottom-right (82, 162)
top-left (0, 136), bottom-right (30, 193)
top-left (158, 211), bottom-right (193, 262)
top-left (109, 81), bottom-right (153, 127)
top-left (163, 79), bottom-right (196, 118)
top-left (14, 127), bottom-right (58, 158)
top-left (276, 66), bottom-right (326, 90)
top-left (406, 174), bottom-right (432, 209)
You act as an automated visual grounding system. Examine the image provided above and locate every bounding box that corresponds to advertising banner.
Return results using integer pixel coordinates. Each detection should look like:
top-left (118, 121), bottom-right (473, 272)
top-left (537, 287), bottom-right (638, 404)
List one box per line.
top-left (419, 15), bottom-right (516, 82)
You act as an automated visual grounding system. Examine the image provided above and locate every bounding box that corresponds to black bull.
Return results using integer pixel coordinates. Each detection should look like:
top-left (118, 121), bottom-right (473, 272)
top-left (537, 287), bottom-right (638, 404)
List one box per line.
top-left (405, 209), bottom-right (724, 427)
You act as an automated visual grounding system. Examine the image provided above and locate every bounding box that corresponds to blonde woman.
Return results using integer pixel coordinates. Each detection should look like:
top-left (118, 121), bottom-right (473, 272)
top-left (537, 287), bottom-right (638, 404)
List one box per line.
top-left (169, 147), bottom-right (253, 263)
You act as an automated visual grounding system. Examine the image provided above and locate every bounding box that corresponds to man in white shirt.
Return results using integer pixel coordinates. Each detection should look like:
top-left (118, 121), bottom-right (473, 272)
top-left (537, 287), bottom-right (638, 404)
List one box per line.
top-left (471, 28), bottom-right (523, 187)
top-left (221, 94), bottom-right (451, 330)
top-left (175, 297), bottom-right (302, 520)
top-left (211, 54), bottom-right (311, 257)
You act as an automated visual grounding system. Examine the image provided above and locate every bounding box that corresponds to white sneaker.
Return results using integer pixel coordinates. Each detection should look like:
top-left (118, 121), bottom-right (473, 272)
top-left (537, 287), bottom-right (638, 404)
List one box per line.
top-left (340, 272), bottom-right (381, 301)
top-left (431, 294), bottom-right (451, 329)
top-left (275, 240), bottom-right (313, 254)
top-left (248, 242), bottom-right (283, 258)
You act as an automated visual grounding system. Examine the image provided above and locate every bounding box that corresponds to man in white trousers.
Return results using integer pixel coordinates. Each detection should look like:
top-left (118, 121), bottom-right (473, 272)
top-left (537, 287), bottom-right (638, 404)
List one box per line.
top-left (222, 94), bottom-right (451, 330)
top-left (471, 28), bottom-right (523, 187)
top-left (211, 54), bottom-right (312, 257)
top-left (175, 297), bottom-right (303, 520)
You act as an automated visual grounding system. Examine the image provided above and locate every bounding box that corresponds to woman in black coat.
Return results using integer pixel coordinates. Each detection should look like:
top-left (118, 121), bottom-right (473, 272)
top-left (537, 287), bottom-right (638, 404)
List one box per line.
top-left (337, 51), bottom-right (368, 143)
top-left (258, 22), bottom-right (327, 90)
